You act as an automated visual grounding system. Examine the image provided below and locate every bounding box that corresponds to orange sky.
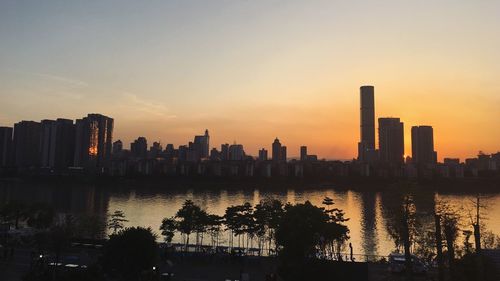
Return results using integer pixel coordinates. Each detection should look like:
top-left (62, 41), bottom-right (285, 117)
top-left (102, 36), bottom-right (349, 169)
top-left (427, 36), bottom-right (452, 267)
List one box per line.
top-left (0, 1), bottom-right (499, 161)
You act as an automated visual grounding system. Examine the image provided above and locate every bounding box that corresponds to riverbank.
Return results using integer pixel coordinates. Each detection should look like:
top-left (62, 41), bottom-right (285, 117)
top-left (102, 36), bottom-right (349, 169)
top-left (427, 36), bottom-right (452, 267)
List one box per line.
top-left (1, 175), bottom-right (499, 193)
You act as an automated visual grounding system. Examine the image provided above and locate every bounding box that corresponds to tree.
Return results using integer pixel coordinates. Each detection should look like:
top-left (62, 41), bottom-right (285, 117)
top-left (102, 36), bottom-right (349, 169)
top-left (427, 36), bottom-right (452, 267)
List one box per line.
top-left (49, 214), bottom-right (77, 281)
top-left (102, 227), bottom-right (158, 281)
top-left (468, 193), bottom-right (490, 281)
top-left (275, 201), bottom-right (349, 281)
top-left (253, 198), bottom-right (284, 255)
top-left (108, 210), bottom-right (128, 235)
top-left (0, 201), bottom-right (28, 229)
top-left (321, 196), bottom-right (349, 260)
top-left (159, 217), bottom-right (177, 243)
top-left (175, 200), bottom-right (206, 250)
top-left (442, 211), bottom-right (460, 278)
top-left (239, 202), bottom-right (255, 250)
top-left (26, 204), bottom-right (54, 229)
top-left (383, 192), bottom-right (418, 279)
top-left (434, 214), bottom-right (445, 281)
top-left (78, 214), bottom-right (106, 239)
top-left (224, 205), bottom-right (242, 249)
top-left (481, 230), bottom-right (500, 249)
top-left (275, 201), bottom-right (329, 261)
top-left (206, 214), bottom-right (223, 248)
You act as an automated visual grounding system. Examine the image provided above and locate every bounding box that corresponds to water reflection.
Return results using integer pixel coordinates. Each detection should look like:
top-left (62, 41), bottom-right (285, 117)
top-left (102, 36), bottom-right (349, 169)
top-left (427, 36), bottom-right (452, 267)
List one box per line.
top-left (360, 192), bottom-right (378, 259)
top-left (1, 182), bottom-right (499, 256)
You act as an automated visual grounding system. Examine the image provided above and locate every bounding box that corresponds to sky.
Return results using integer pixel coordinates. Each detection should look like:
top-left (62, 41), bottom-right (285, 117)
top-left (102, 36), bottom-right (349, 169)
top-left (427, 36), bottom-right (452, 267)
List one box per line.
top-left (0, 0), bottom-right (499, 160)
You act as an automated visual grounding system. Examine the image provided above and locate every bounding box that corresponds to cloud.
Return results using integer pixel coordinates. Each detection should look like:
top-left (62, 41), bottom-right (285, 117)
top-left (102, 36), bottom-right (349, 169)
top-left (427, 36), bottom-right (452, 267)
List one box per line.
top-left (121, 93), bottom-right (177, 119)
top-left (4, 69), bottom-right (90, 88)
top-left (32, 72), bottom-right (89, 88)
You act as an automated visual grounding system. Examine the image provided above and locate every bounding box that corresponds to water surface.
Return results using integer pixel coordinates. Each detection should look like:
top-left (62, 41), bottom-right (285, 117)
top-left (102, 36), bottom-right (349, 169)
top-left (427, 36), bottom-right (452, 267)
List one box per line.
top-left (1, 182), bottom-right (499, 258)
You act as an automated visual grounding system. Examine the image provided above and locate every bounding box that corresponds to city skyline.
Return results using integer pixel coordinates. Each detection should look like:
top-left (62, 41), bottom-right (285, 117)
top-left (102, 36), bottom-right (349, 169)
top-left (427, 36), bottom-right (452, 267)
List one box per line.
top-left (1, 1), bottom-right (499, 160)
top-left (0, 108), bottom-right (498, 162)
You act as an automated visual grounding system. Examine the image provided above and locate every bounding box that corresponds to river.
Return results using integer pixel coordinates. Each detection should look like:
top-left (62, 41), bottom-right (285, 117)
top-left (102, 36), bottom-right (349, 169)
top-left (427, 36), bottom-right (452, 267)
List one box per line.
top-left (1, 182), bottom-right (499, 259)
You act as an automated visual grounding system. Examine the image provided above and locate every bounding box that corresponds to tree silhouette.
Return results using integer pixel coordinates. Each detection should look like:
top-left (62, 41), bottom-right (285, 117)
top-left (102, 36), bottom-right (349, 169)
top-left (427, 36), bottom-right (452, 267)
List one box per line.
top-left (206, 214), bottom-right (223, 248)
top-left (108, 210), bottom-right (128, 235)
top-left (159, 217), bottom-right (177, 243)
top-left (102, 227), bottom-right (158, 281)
top-left (383, 191), bottom-right (418, 279)
top-left (321, 196), bottom-right (349, 260)
top-left (26, 203), bottom-right (54, 229)
top-left (175, 200), bottom-right (206, 251)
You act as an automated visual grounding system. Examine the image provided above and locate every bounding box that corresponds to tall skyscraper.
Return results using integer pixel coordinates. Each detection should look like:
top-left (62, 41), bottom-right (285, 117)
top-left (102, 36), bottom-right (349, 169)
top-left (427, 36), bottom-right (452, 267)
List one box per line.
top-left (193, 129), bottom-right (209, 159)
top-left (13, 121), bottom-right (41, 169)
top-left (378, 117), bottom-right (404, 165)
top-left (74, 114), bottom-right (113, 172)
top-left (272, 138), bottom-right (282, 162)
top-left (300, 146), bottom-right (307, 161)
top-left (411, 126), bottom-right (437, 166)
top-left (54, 119), bottom-right (76, 169)
top-left (259, 148), bottom-right (268, 161)
top-left (221, 143), bottom-right (229, 161)
top-left (358, 85), bottom-right (376, 161)
top-left (40, 120), bottom-right (57, 168)
top-left (280, 146), bottom-right (287, 162)
top-left (0, 127), bottom-right (13, 167)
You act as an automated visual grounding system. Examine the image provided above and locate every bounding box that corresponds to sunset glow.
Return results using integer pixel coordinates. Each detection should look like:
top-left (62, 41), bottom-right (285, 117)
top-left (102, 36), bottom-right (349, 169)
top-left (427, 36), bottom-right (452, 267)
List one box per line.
top-left (1, 1), bottom-right (498, 160)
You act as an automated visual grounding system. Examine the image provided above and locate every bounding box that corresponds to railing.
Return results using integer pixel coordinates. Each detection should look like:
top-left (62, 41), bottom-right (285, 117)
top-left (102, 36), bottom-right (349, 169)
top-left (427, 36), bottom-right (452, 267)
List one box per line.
top-left (162, 243), bottom-right (389, 262)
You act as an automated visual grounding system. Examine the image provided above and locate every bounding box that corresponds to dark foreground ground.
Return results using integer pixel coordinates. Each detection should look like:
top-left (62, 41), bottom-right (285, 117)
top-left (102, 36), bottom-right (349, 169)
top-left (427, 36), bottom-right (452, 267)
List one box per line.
top-left (0, 246), bottom-right (436, 281)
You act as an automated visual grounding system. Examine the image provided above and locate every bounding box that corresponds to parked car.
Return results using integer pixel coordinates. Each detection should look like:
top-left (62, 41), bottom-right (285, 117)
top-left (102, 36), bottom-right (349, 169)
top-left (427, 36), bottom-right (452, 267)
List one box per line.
top-left (388, 253), bottom-right (428, 274)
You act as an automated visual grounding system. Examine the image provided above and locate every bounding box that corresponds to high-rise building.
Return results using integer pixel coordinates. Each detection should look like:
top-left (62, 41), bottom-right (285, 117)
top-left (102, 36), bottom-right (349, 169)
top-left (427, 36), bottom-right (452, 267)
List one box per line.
top-left (272, 138), bottom-right (282, 162)
top-left (40, 120), bottom-right (57, 168)
top-left (112, 140), bottom-right (123, 155)
top-left (193, 129), bottom-right (210, 159)
top-left (300, 146), bottom-right (307, 161)
top-left (150, 141), bottom-right (162, 157)
top-left (178, 145), bottom-right (188, 161)
top-left (221, 143), bottom-right (229, 161)
top-left (74, 114), bottom-right (113, 172)
top-left (131, 137), bottom-right (148, 158)
top-left (0, 127), bottom-right (13, 167)
top-left (164, 144), bottom-right (175, 158)
top-left (378, 117), bottom-right (404, 165)
top-left (258, 148), bottom-right (268, 161)
top-left (53, 119), bottom-right (76, 169)
top-left (13, 121), bottom-right (41, 169)
top-left (358, 86), bottom-right (376, 161)
top-left (210, 148), bottom-right (220, 160)
top-left (411, 126), bottom-right (437, 166)
top-left (229, 144), bottom-right (245, 161)
top-left (280, 146), bottom-right (287, 162)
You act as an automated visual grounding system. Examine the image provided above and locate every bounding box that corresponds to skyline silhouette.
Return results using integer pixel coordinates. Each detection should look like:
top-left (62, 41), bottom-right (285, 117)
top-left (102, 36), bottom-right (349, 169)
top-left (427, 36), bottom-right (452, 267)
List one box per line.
top-left (0, 85), bottom-right (497, 162)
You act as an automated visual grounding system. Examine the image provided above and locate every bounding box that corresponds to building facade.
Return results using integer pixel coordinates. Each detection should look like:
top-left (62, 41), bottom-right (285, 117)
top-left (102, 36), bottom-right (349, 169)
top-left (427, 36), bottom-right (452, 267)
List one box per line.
top-left (411, 126), bottom-right (437, 166)
top-left (0, 127), bottom-right (13, 167)
top-left (13, 121), bottom-right (41, 169)
top-left (358, 85), bottom-right (376, 161)
top-left (378, 117), bottom-right (404, 165)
